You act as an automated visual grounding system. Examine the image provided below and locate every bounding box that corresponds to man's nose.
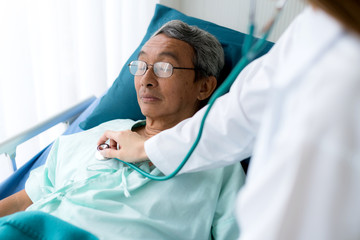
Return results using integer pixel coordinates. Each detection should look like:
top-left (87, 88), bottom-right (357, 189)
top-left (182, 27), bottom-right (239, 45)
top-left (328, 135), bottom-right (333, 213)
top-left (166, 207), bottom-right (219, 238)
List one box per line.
top-left (140, 66), bottom-right (158, 87)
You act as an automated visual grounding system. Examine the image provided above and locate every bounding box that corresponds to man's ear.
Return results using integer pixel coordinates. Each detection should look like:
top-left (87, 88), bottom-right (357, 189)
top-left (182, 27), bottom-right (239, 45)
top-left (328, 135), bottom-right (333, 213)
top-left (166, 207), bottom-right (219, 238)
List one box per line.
top-left (197, 76), bottom-right (217, 101)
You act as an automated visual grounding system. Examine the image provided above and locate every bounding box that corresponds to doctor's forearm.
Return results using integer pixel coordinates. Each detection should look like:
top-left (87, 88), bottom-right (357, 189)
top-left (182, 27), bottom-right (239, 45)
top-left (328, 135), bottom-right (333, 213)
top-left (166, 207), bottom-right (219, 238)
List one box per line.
top-left (0, 189), bottom-right (33, 217)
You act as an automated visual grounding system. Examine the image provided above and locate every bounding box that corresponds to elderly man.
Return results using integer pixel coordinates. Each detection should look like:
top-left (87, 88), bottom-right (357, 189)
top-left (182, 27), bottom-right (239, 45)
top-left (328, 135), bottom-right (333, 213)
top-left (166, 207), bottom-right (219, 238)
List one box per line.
top-left (0, 20), bottom-right (245, 239)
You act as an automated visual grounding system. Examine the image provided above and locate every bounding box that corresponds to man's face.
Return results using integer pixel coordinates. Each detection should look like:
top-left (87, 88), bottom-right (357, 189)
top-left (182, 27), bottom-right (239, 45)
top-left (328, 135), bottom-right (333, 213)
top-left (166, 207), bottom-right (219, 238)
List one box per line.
top-left (135, 34), bottom-right (203, 124)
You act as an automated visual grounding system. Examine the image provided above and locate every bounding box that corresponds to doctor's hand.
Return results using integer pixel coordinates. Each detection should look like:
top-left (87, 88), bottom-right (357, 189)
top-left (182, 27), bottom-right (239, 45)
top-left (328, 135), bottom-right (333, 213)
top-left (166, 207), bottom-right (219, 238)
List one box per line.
top-left (97, 130), bottom-right (149, 163)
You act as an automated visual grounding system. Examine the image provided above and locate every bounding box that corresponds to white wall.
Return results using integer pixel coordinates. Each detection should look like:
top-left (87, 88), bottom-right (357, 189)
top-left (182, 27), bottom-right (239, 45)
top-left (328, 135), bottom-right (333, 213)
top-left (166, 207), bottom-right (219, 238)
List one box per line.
top-left (159, 0), bottom-right (307, 42)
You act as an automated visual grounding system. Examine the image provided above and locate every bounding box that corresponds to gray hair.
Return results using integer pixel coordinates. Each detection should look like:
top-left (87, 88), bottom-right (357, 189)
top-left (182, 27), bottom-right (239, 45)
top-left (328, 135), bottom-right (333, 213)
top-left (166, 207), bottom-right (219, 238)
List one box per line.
top-left (152, 20), bottom-right (224, 80)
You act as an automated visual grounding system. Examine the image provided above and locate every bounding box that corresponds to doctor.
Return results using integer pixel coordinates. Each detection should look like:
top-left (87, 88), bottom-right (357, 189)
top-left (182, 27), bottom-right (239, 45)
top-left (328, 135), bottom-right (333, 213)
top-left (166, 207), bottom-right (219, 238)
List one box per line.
top-left (98, 0), bottom-right (360, 239)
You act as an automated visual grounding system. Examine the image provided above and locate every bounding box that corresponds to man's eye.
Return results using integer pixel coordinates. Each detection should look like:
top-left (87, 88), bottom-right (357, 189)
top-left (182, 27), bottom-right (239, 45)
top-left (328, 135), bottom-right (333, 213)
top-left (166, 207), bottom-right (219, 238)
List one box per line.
top-left (159, 63), bottom-right (171, 72)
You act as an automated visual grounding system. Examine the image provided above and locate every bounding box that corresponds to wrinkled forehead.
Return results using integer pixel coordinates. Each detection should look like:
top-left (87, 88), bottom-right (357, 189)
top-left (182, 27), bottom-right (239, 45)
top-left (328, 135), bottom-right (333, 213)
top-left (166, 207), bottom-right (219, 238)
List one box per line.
top-left (138, 34), bottom-right (194, 64)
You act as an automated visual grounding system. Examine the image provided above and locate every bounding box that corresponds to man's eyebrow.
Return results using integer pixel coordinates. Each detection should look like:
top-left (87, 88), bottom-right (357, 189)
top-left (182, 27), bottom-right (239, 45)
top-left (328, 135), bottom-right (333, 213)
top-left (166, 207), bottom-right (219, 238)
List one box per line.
top-left (158, 51), bottom-right (180, 62)
top-left (137, 50), bottom-right (180, 62)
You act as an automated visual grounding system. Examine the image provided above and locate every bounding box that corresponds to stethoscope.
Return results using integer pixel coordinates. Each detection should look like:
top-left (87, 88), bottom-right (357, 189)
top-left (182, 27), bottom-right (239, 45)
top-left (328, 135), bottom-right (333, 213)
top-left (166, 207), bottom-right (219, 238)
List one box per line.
top-left (97, 0), bottom-right (289, 180)
top-left (95, 143), bottom-right (112, 161)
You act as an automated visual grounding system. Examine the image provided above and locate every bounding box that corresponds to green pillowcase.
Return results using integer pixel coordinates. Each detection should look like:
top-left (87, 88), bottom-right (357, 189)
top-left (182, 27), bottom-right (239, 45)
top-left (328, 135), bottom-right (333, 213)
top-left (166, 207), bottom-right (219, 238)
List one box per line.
top-left (79, 4), bottom-right (273, 130)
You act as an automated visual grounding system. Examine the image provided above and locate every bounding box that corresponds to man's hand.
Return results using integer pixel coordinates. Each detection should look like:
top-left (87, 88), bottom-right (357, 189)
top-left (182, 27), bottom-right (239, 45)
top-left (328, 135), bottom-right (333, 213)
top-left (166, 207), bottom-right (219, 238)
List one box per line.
top-left (97, 130), bottom-right (148, 163)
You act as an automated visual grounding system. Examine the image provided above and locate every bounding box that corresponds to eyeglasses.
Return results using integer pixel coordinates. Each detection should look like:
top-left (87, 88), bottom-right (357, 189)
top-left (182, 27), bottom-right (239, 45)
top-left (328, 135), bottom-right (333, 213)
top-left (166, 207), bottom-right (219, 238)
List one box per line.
top-left (128, 60), bottom-right (196, 78)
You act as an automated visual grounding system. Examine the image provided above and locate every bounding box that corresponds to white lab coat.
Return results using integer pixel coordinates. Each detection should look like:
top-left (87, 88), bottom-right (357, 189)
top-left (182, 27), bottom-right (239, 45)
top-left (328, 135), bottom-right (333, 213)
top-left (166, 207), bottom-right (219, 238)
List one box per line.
top-left (145, 6), bottom-right (360, 240)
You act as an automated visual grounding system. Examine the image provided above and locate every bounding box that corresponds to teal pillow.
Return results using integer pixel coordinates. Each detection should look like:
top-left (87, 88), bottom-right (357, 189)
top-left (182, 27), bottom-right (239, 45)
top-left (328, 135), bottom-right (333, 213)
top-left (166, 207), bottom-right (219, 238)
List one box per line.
top-left (79, 4), bottom-right (273, 130)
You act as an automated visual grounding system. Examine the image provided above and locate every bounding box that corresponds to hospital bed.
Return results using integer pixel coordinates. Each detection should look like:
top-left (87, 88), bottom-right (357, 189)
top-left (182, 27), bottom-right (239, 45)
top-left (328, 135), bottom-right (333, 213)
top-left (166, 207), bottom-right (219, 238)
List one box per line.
top-left (0, 4), bottom-right (274, 200)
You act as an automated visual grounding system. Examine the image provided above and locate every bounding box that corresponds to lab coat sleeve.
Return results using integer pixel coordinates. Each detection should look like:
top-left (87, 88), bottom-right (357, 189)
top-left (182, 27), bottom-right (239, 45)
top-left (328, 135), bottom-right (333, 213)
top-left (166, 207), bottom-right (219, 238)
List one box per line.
top-left (145, 53), bottom-right (275, 175)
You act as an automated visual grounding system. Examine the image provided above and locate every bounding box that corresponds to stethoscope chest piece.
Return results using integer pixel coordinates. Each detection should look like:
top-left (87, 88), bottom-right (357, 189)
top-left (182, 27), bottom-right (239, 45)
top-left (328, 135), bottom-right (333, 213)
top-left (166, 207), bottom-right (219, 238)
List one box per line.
top-left (95, 143), bottom-right (110, 161)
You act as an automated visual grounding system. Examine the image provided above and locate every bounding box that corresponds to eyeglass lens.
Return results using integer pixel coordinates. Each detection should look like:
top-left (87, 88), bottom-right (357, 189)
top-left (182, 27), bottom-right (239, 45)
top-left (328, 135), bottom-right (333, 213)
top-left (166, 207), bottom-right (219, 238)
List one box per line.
top-left (129, 61), bottom-right (173, 78)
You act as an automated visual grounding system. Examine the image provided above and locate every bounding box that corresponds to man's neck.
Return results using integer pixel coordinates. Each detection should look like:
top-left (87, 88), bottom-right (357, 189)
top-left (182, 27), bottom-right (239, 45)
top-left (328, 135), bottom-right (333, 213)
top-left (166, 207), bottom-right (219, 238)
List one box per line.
top-left (134, 117), bottom-right (186, 139)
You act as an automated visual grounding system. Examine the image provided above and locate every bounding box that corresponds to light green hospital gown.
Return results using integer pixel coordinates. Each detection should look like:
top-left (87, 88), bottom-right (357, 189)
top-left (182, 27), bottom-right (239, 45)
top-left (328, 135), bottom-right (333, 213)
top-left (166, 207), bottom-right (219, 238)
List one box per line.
top-left (25, 119), bottom-right (245, 240)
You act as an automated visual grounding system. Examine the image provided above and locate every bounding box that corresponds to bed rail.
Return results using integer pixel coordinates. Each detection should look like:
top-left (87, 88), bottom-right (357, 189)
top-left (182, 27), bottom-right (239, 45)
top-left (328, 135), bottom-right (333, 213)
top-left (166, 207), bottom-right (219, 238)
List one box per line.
top-left (0, 96), bottom-right (96, 171)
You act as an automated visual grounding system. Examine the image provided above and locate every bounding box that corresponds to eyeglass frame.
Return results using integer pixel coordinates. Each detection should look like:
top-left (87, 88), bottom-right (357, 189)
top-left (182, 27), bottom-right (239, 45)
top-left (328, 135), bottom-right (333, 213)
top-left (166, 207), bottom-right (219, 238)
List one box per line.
top-left (128, 60), bottom-right (197, 78)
